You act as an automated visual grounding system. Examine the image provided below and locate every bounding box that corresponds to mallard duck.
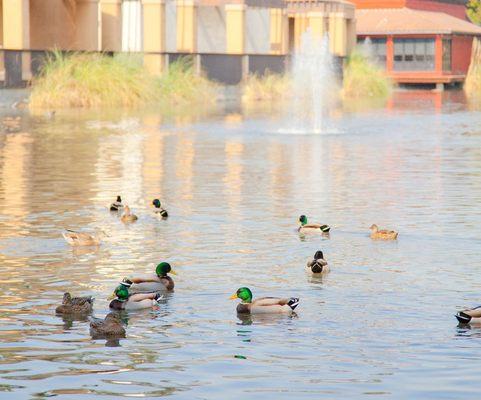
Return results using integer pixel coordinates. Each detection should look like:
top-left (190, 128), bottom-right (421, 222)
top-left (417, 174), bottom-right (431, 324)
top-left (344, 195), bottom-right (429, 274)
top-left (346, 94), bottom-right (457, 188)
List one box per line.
top-left (230, 287), bottom-right (299, 314)
top-left (370, 224), bottom-right (398, 240)
top-left (120, 205), bottom-right (138, 223)
top-left (298, 215), bottom-right (330, 234)
top-left (62, 229), bottom-right (106, 246)
top-left (55, 292), bottom-right (94, 314)
top-left (120, 262), bottom-right (176, 294)
top-left (109, 284), bottom-right (163, 310)
top-left (306, 250), bottom-right (329, 274)
top-left (456, 306), bottom-right (481, 324)
top-left (152, 199), bottom-right (168, 218)
top-left (90, 313), bottom-right (126, 337)
top-left (110, 195), bottom-right (123, 212)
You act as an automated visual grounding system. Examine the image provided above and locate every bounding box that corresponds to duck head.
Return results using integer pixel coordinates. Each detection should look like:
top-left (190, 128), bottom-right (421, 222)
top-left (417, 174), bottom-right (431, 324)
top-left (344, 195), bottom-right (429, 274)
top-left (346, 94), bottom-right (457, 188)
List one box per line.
top-left (230, 287), bottom-right (253, 303)
top-left (105, 312), bottom-right (122, 323)
top-left (62, 292), bottom-right (72, 304)
top-left (152, 199), bottom-right (161, 208)
top-left (116, 195), bottom-right (122, 203)
top-left (122, 205), bottom-right (132, 216)
top-left (156, 262), bottom-right (176, 277)
top-left (110, 285), bottom-right (129, 302)
top-left (369, 224), bottom-right (379, 233)
top-left (314, 250), bottom-right (324, 260)
top-left (299, 215), bottom-right (308, 226)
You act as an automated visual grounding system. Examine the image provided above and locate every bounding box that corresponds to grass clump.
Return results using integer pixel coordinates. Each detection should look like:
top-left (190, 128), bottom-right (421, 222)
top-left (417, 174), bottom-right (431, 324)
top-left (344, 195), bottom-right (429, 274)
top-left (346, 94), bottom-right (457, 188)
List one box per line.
top-left (241, 71), bottom-right (290, 103)
top-left (342, 49), bottom-right (392, 99)
top-left (30, 51), bottom-right (216, 109)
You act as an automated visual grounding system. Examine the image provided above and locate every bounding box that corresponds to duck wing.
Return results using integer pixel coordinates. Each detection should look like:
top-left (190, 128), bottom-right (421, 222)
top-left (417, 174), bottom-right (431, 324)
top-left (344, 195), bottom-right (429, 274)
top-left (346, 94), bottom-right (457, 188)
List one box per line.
top-left (71, 296), bottom-right (94, 306)
top-left (252, 297), bottom-right (290, 307)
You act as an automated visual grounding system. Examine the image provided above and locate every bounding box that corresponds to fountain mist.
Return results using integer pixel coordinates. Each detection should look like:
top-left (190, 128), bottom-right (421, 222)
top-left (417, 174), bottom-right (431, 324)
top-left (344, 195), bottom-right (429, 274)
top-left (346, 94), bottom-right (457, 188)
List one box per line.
top-left (290, 30), bottom-right (336, 133)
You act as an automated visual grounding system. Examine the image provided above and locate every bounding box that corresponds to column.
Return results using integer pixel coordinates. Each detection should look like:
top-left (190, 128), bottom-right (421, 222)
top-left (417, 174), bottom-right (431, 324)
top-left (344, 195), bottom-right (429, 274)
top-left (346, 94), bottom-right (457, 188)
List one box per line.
top-left (75, 0), bottom-right (101, 51)
top-left (3, 0), bottom-right (30, 50)
top-left (308, 12), bottom-right (325, 41)
top-left (142, 0), bottom-right (166, 74)
top-left (435, 34), bottom-right (443, 74)
top-left (225, 4), bottom-right (245, 54)
top-left (176, 0), bottom-right (197, 52)
top-left (269, 8), bottom-right (283, 55)
top-left (386, 35), bottom-right (394, 73)
top-left (100, 0), bottom-right (122, 51)
top-left (329, 13), bottom-right (346, 57)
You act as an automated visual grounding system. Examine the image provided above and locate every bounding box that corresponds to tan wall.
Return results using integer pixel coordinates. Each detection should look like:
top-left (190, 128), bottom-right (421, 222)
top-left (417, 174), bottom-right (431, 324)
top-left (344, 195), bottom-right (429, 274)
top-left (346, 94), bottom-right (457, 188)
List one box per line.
top-left (29, 0), bottom-right (75, 49)
top-left (74, 0), bottom-right (101, 51)
top-left (101, 0), bottom-right (121, 51)
top-left (3, 0), bottom-right (29, 49)
top-left (0, 1), bottom-right (4, 46)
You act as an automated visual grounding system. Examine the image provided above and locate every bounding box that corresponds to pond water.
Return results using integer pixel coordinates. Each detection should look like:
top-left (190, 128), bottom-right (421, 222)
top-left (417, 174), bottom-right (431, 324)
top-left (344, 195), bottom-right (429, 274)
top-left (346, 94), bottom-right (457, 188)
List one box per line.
top-left (1, 91), bottom-right (481, 399)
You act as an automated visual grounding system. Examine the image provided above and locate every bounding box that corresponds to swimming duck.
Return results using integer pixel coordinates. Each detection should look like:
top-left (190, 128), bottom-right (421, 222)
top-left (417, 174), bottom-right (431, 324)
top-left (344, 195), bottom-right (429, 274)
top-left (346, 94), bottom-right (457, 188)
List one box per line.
top-left (90, 313), bottom-right (126, 337)
top-left (456, 306), bottom-right (481, 324)
top-left (62, 229), bottom-right (106, 246)
top-left (55, 292), bottom-right (94, 315)
top-left (369, 224), bottom-right (398, 240)
top-left (110, 195), bottom-right (123, 212)
top-left (109, 284), bottom-right (163, 311)
top-left (230, 287), bottom-right (299, 314)
top-left (152, 199), bottom-right (168, 218)
top-left (306, 250), bottom-right (329, 274)
top-left (120, 205), bottom-right (138, 223)
top-left (298, 215), bottom-right (330, 234)
top-left (120, 262), bottom-right (176, 294)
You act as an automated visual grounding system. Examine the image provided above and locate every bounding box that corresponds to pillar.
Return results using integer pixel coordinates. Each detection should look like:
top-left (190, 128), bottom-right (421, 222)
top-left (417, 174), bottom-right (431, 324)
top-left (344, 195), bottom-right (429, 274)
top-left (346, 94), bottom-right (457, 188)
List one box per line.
top-left (386, 35), bottom-right (394, 73)
top-left (329, 13), bottom-right (346, 57)
top-left (294, 14), bottom-right (307, 51)
top-left (142, 0), bottom-right (166, 74)
top-left (435, 34), bottom-right (443, 73)
top-left (346, 17), bottom-right (356, 54)
top-left (176, 0), bottom-right (197, 53)
top-left (225, 4), bottom-right (245, 54)
top-left (269, 8), bottom-right (283, 55)
top-left (308, 12), bottom-right (325, 40)
top-left (74, 0), bottom-right (101, 51)
top-left (101, 0), bottom-right (121, 51)
top-left (3, 0), bottom-right (30, 50)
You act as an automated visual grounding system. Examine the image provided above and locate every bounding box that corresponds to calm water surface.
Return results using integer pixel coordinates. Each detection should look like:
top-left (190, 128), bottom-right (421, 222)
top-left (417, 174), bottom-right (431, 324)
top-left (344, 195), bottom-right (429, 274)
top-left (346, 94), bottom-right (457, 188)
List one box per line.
top-left (1, 91), bottom-right (481, 399)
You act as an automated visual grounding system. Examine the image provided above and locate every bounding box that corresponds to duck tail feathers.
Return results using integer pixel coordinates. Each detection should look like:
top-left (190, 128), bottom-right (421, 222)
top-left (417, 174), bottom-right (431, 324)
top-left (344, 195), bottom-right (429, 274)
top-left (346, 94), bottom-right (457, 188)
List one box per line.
top-left (287, 298), bottom-right (300, 311)
top-left (456, 312), bottom-right (472, 324)
top-left (320, 225), bottom-right (330, 233)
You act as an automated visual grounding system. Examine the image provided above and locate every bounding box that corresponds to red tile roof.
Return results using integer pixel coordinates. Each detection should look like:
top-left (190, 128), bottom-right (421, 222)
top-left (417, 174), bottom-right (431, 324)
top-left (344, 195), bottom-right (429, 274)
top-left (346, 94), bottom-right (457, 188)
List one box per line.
top-left (356, 7), bottom-right (481, 35)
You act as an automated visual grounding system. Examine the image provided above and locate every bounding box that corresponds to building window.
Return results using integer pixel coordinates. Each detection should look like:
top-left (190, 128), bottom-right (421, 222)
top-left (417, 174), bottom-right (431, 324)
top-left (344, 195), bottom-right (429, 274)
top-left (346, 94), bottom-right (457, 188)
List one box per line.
top-left (357, 38), bottom-right (387, 66)
top-left (443, 39), bottom-right (452, 71)
top-left (393, 38), bottom-right (435, 71)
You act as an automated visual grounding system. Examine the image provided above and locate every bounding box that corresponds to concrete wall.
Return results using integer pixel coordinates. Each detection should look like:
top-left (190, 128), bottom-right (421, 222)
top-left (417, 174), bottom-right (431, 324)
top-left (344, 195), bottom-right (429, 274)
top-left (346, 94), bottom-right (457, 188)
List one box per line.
top-left (452, 35), bottom-right (473, 74)
top-left (122, 0), bottom-right (142, 51)
top-left (29, 0), bottom-right (75, 50)
top-left (165, 0), bottom-right (177, 52)
top-left (245, 8), bottom-right (270, 54)
top-left (197, 5), bottom-right (226, 53)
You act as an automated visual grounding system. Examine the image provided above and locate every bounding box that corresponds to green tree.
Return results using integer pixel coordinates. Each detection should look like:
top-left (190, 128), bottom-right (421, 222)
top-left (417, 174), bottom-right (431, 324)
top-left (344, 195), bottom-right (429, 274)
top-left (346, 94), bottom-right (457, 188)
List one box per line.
top-left (467, 0), bottom-right (481, 25)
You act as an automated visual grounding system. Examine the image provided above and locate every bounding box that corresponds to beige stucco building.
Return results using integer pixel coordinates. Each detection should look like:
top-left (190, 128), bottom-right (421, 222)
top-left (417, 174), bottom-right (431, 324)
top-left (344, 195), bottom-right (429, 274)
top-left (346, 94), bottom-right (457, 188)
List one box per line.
top-left (0, 0), bottom-right (355, 86)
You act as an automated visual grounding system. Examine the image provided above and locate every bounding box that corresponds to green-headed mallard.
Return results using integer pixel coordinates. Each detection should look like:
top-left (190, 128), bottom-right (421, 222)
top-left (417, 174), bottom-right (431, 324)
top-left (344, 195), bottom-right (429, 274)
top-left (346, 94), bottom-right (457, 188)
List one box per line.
top-left (152, 199), bottom-right (168, 218)
top-left (370, 224), bottom-right (398, 240)
top-left (456, 306), bottom-right (481, 324)
top-left (62, 229), bottom-right (106, 246)
top-left (110, 195), bottom-right (123, 212)
top-left (306, 250), bottom-right (329, 274)
top-left (230, 287), bottom-right (299, 314)
top-left (298, 215), bottom-right (330, 234)
top-left (55, 292), bottom-right (94, 315)
top-left (109, 284), bottom-right (162, 311)
top-left (90, 312), bottom-right (126, 337)
top-left (120, 262), bottom-right (176, 294)
top-left (120, 205), bottom-right (138, 223)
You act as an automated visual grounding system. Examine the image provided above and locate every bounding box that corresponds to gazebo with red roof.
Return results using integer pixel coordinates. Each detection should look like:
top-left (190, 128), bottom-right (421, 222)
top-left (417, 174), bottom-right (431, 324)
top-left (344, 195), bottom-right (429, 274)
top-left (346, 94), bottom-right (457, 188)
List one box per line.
top-left (352, 0), bottom-right (481, 88)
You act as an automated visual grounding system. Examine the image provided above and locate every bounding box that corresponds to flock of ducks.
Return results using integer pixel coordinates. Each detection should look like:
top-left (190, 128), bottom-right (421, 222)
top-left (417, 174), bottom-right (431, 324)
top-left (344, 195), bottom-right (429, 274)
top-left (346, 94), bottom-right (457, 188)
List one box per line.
top-left (57, 197), bottom-right (476, 338)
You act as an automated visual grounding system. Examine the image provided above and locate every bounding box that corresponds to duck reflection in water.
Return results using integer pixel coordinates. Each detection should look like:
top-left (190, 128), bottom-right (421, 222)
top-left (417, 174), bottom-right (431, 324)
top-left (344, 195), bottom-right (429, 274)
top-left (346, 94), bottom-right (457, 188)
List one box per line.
top-left (236, 312), bottom-right (298, 326)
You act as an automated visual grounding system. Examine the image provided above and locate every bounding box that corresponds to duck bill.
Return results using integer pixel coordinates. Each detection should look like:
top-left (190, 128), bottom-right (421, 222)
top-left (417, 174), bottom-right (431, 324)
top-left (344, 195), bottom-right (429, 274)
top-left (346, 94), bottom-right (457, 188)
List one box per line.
top-left (229, 293), bottom-right (238, 300)
top-left (107, 293), bottom-right (116, 300)
top-left (169, 270), bottom-right (177, 275)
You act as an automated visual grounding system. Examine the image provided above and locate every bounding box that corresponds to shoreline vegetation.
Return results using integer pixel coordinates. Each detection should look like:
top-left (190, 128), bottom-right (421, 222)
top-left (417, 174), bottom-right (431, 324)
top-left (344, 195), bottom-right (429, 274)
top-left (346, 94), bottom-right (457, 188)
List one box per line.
top-left (465, 38), bottom-right (481, 97)
top-left (29, 52), bottom-right (217, 109)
